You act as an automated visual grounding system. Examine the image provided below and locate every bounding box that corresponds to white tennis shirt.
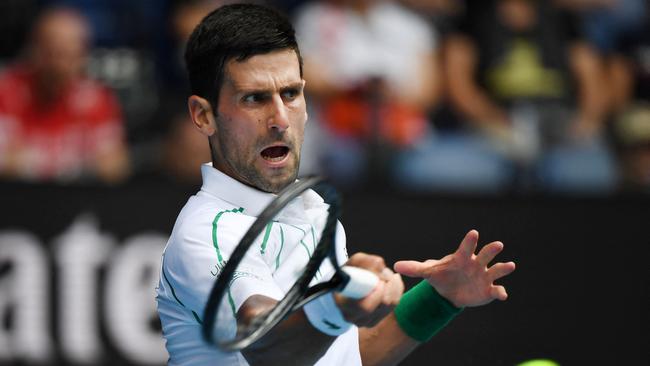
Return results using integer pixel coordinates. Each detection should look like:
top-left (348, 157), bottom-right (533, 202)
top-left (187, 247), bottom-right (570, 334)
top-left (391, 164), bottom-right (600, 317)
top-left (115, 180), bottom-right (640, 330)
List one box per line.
top-left (156, 164), bottom-right (361, 365)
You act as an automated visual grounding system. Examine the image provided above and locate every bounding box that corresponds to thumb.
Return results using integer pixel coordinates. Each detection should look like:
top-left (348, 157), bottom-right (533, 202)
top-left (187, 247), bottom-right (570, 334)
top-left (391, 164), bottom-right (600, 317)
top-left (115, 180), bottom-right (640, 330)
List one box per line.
top-left (393, 260), bottom-right (432, 278)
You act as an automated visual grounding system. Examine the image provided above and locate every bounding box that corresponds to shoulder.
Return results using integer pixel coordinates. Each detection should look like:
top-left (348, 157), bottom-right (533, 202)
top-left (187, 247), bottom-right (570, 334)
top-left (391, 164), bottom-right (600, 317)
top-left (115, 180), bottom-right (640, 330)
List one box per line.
top-left (374, 2), bottom-right (437, 44)
top-left (294, 0), bottom-right (347, 38)
top-left (168, 195), bottom-right (255, 253)
top-left (163, 196), bottom-right (255, 280)
top-left (0, 66), bottom-right (31, 108)
top-left (376, 2), bottom-right (430, 29)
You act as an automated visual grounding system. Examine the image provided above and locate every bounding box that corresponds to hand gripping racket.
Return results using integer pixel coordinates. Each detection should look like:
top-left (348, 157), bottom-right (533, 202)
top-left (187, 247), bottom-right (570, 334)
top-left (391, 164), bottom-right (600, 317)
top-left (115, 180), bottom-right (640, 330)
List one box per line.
top-left (202, 176), bottom-right (379, 351)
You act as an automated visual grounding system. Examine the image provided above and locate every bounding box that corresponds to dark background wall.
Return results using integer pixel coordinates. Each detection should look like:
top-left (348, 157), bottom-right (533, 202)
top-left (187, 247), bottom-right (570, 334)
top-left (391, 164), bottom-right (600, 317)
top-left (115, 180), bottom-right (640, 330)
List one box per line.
top-left (1, 179), bottom-right (648, 365)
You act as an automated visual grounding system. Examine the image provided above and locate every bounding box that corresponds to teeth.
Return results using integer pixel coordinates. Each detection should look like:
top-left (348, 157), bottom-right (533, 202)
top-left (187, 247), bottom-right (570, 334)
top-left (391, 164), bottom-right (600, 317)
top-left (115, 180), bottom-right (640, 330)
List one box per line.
top-left (263, 155), bottom-right (286, 162)
top-left (264, 156), bottom-right (284, 162)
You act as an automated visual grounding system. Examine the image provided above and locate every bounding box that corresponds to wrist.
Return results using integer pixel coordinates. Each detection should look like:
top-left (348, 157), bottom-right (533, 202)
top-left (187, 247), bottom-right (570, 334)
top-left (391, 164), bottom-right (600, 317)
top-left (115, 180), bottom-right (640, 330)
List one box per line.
top-left (394, 280), bottom-right (463, 342)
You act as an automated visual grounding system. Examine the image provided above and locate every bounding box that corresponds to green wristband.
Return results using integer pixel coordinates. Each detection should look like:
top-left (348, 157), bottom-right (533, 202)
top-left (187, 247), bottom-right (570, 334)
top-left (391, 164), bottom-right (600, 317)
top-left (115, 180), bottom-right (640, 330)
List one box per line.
top-left (394, 280), bottom-right (463, 342)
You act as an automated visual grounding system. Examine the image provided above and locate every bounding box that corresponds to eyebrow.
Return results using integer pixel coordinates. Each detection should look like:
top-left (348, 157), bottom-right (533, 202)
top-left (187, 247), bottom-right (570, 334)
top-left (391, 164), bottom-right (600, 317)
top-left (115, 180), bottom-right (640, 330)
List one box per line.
top-left (236, 82), bottom-right (304, 95)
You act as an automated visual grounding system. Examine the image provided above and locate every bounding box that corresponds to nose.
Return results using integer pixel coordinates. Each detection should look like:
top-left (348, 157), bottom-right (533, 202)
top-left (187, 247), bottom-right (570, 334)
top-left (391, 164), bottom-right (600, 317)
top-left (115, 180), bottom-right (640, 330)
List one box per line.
top-left (267, 95), bottom-right (290, 132)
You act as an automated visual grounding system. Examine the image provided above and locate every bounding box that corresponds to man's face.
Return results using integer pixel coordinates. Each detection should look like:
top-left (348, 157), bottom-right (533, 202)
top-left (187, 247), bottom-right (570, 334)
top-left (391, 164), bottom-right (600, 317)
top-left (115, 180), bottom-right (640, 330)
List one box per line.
top-left (32, 11), bottom-right (89, 84)
top-left (210, 49), bottom-right (307, 193)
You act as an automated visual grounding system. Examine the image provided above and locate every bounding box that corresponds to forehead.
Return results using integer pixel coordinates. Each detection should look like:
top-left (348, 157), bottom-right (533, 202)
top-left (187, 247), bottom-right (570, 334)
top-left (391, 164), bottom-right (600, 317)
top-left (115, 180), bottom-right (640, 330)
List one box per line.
top-left (37, 12), bottom-right (89, 43)
top-left (223, 49), bottom-right (302, 90)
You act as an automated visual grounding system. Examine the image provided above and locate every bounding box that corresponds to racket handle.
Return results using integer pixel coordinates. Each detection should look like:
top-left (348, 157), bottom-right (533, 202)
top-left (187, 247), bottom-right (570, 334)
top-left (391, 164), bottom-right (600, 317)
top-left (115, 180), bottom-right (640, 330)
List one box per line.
top-left (339, 266), bottom-right (380, 299)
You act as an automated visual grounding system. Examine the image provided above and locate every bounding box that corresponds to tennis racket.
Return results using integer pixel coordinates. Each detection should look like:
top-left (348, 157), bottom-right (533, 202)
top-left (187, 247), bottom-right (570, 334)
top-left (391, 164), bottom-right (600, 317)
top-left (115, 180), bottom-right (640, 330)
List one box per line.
top-left (202, 176), bottom-right (378, 351)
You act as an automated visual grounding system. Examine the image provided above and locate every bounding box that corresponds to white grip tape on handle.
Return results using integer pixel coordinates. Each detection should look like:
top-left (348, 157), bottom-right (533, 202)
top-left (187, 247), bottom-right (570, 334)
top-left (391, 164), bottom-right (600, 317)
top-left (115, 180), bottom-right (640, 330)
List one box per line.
top-left (339, 266), bottom-right (380, 299)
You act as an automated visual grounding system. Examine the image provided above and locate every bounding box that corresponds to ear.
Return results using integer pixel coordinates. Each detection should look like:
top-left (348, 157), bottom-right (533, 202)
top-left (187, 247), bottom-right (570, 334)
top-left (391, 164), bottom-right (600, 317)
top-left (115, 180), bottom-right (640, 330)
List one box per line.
top-left (188, 95), bottom-right (216, 136)
top-left (301, 80), bottom-right (308, 122)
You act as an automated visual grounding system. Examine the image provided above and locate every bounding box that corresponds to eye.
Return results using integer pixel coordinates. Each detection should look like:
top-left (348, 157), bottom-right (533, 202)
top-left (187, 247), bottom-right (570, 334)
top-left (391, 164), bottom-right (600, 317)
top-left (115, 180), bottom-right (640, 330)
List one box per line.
top-left (242, 93), bottom-right (268, 104)
top-left (281, 87), bottom-right (301, 101)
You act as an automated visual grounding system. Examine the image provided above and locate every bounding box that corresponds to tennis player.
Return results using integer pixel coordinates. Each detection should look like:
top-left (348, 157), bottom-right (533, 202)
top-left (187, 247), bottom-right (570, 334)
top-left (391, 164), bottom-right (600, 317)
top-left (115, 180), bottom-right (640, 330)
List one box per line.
top-left (155, 3), bottom-right (516, 365)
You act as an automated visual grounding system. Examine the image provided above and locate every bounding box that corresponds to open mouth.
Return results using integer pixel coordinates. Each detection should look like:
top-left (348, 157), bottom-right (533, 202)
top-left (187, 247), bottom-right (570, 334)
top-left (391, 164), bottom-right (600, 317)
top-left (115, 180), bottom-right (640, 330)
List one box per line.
top-left (261, 146), bottom-right (289, 162)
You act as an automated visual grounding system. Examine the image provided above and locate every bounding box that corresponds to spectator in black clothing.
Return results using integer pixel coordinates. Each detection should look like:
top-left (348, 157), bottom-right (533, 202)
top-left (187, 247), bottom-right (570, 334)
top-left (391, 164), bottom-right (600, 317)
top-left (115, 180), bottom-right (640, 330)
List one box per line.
top-left (444, 0), bottom-right (618, 193)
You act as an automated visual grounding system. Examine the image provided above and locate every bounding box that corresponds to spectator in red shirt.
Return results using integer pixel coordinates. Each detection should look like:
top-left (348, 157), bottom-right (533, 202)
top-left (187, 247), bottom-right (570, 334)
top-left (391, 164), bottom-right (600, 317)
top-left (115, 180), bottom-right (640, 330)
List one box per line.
top-left (0, 6), bottom-right (130, 184)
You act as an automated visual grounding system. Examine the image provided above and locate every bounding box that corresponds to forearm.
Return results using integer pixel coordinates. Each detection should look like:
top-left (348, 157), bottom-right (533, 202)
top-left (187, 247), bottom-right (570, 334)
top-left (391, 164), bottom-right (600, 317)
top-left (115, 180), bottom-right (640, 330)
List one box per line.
top-left (238, 295), bottom-right (336, 365)
top-left (396, 51), bottom-right (443, 111)
top-left (302, 59), bottom-right (342, 99)
top-left (445, 36), bottom-right (509, 126)
top-left (607, 55), bottom-right (633, 112)
top-left (243, 313), bottom-right (335, 365)
top-left (452, 86), bottom-right (510, 127)
top-left (359, 281), bottom-right (462, 366)
top-left (359, 313), bottom-right (419, 366)
top-left (571, 43), bottom-right (609, 125)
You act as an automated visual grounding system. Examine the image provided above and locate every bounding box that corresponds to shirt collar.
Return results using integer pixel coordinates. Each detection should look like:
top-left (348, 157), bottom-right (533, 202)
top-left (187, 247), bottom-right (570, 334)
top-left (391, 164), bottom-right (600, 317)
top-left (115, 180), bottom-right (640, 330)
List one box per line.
top-left (199, 163), bottom-right (328, 221)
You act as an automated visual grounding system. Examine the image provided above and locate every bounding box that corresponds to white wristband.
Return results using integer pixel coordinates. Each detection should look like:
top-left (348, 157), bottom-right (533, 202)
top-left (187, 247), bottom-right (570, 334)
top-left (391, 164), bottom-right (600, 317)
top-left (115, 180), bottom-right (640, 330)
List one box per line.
top-left (303, 293), bottom-right (352, 336)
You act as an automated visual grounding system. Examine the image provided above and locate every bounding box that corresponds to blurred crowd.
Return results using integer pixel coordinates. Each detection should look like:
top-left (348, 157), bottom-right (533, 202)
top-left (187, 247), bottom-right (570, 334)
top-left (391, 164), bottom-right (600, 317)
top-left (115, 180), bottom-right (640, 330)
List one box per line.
top-left (0, 0), bottom-right (649, 195)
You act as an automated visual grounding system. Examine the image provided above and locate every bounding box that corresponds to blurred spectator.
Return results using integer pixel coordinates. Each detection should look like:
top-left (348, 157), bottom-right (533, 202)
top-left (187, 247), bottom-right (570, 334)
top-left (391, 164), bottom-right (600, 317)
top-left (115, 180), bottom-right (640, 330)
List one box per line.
top-left (444, 0), bottom-right (618, 193)
top-left (608, 5), bottom-right (650, 191)
top-left (41, 0), bottom-right (170, 49)
top-left (38, 1), bottom-right (194, 178)
top-left (158, 101), bottom-right (212, 185)
top-left (160, 0), bottom-right (226, 93)
top-left (0, 7), bottom-right (130, 184)
top-left (127, 0), bottom-right (225, 181)
top-left (293, 0), bottom-right (443, 188)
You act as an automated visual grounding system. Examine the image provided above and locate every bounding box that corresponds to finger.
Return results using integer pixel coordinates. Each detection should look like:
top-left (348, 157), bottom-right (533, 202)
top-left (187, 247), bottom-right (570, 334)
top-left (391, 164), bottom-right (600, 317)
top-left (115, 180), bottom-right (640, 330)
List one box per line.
top-left (382, 273), bottom-right (404, 306)
top-left (393, 260), bottom-right (430, 278)
top-left (488, 261), bottom-right (516, 282)
top-left (476, 241), bottom-right (504, 267)
top-left (456, 230), bottom-right (479, 258)
top-left (490, 285), bottom-right (508, 301)
top-left (356, 280), bottom-right (385, 312)
top-left (380, 267), bottom-right (395, 282)
top-left (347, 252), bottom-right (387, 276)
top-left (337, 279), bottom-right (387, 324)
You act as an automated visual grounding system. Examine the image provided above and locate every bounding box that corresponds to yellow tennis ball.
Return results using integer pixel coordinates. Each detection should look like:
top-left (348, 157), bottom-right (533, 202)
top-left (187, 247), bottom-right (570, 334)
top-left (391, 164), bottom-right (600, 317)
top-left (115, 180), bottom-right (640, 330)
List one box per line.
top-left (516, 359), bottom-right (560, 366)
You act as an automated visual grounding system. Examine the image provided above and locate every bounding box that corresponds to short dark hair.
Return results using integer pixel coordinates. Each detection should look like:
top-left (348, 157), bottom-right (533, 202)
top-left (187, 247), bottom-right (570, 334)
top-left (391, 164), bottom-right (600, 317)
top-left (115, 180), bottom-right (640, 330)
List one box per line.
top-left (184, 3), bottom-right (303, 109)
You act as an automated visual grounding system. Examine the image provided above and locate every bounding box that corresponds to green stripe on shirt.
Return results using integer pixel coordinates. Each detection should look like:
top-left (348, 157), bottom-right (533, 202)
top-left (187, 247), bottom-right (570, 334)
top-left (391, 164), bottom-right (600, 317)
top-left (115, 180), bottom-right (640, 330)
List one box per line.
top-left (260, 222), bottom-right (273, 255)
top-left (211, 207), bottom-right (244, 317)
top-left (211, 207), bottom-right (244, 263)
top-left (162, 261), bottom-right (186, 308)
top-left (275, 225), bottom-right (285, 271)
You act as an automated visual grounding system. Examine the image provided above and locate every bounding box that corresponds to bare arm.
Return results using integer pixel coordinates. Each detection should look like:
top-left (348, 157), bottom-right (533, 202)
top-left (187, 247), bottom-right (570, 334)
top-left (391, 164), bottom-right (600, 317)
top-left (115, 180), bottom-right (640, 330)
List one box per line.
top-left (607, 54), bottom-right (634, 112)
top-left (359, 313), bottom-right (419, 366)
top-left (395, 50), bottom-right (444, 111)
top-left (238, 295), bottom-right (336, 365)
top-left (359, 230), bottom-right (516, 366)
top-left (94, 141), bottom-right (130, 184)
top-left (445, 35), bottom-right (510, 127)
top-left (237, 253), bottom-right (404, 365)
top-left (302, 56), bottom-right (342, 100)
top-left (241, 231), bottom-right (515, 366)
top-left (569, 42), bottom-right (610, 138)
top-left (304, 49), bottom-right (442, 112)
